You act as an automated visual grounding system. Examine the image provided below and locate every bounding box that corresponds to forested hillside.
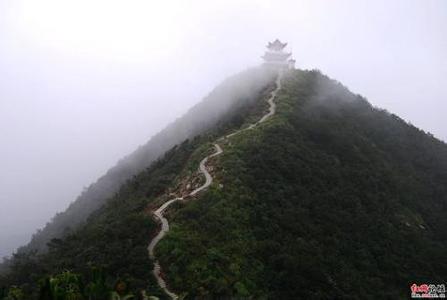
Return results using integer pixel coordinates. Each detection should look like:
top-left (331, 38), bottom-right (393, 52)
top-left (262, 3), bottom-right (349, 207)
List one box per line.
top-left (1, 68), bottom-right (446, 299)
top-left (156, 69), bottom-right (447, 298)
top-left (0, 68), bottom-right (278, 299)
top-left (13, 67), bottom-right (275, 255)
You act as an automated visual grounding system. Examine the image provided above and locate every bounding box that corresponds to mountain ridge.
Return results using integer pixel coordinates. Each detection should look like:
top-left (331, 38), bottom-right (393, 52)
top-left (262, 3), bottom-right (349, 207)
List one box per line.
top-left (155, 69), bottom-right (447, 298)
top-left (1, 68), bottom-right (446, 299)
top-left (14, 67), bottom-right (275, 256)
top-left (148, 72), bottom-right (282, 299)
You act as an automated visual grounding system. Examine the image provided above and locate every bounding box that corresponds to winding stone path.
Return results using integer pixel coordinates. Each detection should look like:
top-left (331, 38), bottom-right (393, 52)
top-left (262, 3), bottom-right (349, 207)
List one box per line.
top-left (147, 71), bottom-right (282, 299)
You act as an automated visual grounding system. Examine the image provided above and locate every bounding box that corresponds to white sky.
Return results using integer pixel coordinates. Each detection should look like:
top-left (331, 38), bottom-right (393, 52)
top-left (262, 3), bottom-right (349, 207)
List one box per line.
top-left (0, 0), bottom-right (446, 257)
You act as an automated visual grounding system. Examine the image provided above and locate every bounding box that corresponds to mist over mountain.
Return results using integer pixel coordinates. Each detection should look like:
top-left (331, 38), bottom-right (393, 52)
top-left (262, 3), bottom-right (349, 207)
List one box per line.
top-left (16, 67), bottom-right (275, 255)
top-left (2, 1), bottom-right (446, 266)
top-left (1, 67), bottom-right (446, 299)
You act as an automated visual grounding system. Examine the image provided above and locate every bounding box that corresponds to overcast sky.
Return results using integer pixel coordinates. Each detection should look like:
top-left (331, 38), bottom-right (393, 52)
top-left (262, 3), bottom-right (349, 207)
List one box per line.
top-left (0, 0), bottom-right (446, 258)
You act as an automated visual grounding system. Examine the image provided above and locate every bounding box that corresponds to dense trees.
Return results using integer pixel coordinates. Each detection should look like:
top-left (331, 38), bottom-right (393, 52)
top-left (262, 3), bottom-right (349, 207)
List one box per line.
top-left (157, 69), bottom-right (447, 298)
top-left (0, 69), bottom-right (276, 299)
top-left (18, 67), bottom-right (276, 255)
top-left (2, 68), bottom-right (446, 298)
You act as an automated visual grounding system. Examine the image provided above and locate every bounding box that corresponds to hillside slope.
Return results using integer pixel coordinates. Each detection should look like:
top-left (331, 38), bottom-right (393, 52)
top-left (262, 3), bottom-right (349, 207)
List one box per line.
top-left (1, 68), bottom-right (446, 299)
top-left (0, 68), bottom-right (278, 298)
top-left (17, 67), bottom-right (275, 254)
top-left (156, 69), bottom-right (447, 299)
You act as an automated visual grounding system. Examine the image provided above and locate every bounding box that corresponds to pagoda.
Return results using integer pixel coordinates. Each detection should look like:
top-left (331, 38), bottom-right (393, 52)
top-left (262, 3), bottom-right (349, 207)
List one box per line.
top-left (262, 39), bottom-right (295, 69)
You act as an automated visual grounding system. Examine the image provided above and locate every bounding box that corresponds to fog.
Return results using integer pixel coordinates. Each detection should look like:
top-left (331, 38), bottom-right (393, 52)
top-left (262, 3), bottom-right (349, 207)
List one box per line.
top-left (0, 0), bottom-right (446, 258)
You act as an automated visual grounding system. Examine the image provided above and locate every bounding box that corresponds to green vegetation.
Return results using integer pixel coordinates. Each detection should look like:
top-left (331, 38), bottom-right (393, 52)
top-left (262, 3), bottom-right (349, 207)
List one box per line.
top-left (1, 269), bottom-right (137, 299)
top-left (157, 70), bottom-right (447, 299)
top-left (0, 138), bottom-right (205, 299)
top-left (2, 68), bottom-right (446, 299)
top-left (0, 69), bottom-right (276, 299)
top-left (19, 67), bottom-right (276, 255)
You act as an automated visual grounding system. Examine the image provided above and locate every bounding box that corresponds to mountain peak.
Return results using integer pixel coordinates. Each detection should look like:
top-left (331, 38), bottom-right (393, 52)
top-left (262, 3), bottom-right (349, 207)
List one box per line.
top-left (1, 68), bottom-right (446, 299)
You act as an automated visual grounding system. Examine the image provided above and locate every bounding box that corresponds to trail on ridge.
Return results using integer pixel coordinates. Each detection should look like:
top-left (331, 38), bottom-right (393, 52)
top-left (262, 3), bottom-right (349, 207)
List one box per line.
top-left (147, 71), bottom-right (282, 299)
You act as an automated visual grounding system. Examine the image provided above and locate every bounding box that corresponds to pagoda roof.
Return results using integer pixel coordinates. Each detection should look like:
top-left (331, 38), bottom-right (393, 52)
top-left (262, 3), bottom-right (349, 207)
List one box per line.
top-left (267, 39), bottom-right (287, 50)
